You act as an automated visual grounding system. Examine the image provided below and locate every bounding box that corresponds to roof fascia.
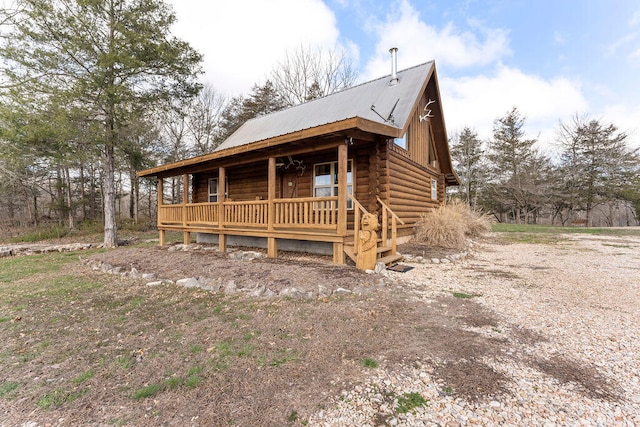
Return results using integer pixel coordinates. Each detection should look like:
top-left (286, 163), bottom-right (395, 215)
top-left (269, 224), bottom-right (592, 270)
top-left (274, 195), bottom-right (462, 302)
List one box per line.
top-left (138, 117), bottom-right (400, 178)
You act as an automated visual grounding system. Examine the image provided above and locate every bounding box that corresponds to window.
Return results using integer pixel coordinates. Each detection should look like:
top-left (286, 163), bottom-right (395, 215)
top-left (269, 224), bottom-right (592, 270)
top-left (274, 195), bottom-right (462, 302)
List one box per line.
top-left (431, 178), bottom-right (438, 201)
top-left (208, 178), bottom-right (228, 202)
top-left (394, 134), bottom-right (407, 149)
top-left (313, 160), bottom-right (353, 209)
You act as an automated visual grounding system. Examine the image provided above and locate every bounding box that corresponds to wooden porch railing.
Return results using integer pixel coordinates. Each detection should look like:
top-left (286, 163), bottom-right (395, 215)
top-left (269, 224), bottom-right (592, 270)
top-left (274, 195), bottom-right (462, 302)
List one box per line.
top-left (349, 195), bottom-right (368, 255)
top-left (274, 196), bottom-right (338, 229)
top-left (186, 202), bottom-right (218, 225)
top-left (159, 205), bottom-right (184, 225)
top-left (377, 196), bottom-right (405, 254)
top-left (159, 196), bottom-right (340, 230)
top-left (224, 200), bottom-right (269, 227)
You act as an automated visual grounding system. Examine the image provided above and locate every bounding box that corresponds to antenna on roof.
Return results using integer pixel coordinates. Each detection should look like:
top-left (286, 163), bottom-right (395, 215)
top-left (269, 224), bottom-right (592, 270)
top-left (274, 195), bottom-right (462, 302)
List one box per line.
top-left (389, 47), bottom-right (399, 86)
top-left (370, 98), bottom-right (400, 126)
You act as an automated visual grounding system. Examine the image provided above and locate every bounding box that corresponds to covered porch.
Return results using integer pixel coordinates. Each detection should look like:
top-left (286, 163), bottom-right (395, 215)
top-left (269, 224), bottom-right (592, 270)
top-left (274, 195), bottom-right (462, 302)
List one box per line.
top-left (153, 143), bottom-right (402, 267)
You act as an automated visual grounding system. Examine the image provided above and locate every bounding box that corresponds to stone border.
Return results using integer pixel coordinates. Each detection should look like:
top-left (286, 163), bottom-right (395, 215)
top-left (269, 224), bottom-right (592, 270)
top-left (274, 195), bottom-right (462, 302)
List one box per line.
top-left (81, 246), bottom-right (387, 300)
top-left (1, 243), bottom-right (95, 257)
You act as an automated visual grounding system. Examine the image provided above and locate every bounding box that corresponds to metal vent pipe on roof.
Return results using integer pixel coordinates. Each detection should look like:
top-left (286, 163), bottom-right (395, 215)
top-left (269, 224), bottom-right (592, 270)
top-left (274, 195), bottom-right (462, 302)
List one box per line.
top-left (389, 47), bottom-right (399, 86)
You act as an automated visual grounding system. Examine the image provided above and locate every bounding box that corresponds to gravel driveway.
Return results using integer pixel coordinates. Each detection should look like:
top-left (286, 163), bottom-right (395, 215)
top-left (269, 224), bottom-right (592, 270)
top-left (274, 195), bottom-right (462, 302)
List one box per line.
top-left (311, 233), bottom-right (640, 426)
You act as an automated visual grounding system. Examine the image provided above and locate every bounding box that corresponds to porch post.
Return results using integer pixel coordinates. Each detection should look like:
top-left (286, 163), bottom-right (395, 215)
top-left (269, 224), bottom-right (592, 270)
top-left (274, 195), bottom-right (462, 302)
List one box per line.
top-left (182, 173), bottom-right (190, 245)
top-left (218, 167), bottom-right (226, 253)
top-left (267, 157), bottom-right (277, 258)
top-left (334, 143), bottom-right (347, 264)
top-left (158, 177), bottom-right (165, 246)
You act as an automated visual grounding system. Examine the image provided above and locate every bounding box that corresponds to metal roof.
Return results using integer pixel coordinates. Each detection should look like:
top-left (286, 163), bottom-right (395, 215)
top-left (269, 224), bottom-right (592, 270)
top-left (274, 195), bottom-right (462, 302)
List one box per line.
top-left (214, 61), bottom-right (434, 152)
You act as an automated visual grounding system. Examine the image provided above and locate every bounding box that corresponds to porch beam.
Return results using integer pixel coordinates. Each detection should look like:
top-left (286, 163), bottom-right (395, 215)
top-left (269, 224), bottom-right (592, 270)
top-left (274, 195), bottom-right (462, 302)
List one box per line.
top-left (337, 143), bottom-right (348, 236)
top-left (218, 167), bottom-right (226, 253)
top-left (335, 143), bottom-right (348, 265)
top-left (182, 174), bottom-right (190, 245)
top-left (267, 157), bottom-right (277, 258)
top-left (157, 178), bottom-right (165, 246)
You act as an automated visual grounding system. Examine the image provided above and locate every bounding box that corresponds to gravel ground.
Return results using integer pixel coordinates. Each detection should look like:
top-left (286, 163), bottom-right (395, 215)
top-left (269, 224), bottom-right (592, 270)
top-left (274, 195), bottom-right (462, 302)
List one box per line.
top-left (310, 233), bottom-right (640, 426)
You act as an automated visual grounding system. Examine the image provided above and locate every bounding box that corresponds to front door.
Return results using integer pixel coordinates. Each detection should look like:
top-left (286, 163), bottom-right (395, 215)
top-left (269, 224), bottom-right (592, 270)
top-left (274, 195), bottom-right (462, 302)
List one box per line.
top-left (280, 170), bottom-right (299, 199)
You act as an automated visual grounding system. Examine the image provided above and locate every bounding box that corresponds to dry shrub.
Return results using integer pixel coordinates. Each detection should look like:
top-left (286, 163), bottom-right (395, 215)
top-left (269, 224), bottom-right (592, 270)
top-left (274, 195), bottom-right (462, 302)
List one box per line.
top-left (414, 199), bottom-right (492, 249)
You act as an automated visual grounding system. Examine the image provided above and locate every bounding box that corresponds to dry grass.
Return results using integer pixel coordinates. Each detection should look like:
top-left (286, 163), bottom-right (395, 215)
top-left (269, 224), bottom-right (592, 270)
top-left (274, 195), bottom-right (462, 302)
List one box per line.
top-left (414, 200), bottom-right (493, 249)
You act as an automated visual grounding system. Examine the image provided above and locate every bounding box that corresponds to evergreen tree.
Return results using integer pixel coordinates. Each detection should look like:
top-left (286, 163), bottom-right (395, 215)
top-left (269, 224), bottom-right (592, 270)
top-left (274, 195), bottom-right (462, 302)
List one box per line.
top-left (486, 107), bottom-right (541, 223)
top-left (218, 80), bottom-right (287, 141)
top-left (557, 115), bottom-right (639, 226)
top-left (0, 0), bottom-right (202, 246)
top-left (449, 127), bottom-right (486, 208)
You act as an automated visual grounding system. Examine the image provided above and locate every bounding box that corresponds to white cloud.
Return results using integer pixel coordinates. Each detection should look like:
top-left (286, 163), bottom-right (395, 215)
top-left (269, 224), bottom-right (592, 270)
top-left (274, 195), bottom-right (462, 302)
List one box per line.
top-left (601, 104), bottom-right (640, 149)
top-left (168, 0), bottom-right (341, 95)
top-left (441, 65), bottom-right (588, 149)
top-left (363, 0), bottom-right (510, 79)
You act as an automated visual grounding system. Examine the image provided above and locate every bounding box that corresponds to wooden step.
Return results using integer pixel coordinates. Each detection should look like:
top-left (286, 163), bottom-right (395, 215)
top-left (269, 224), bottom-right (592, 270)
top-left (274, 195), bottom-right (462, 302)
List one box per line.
top-left (377, 246), bottom-right (392, 255)
top-left (377, 253), bottom-right (403, 266)
top-left (343, 245), bottom-right (356, 263)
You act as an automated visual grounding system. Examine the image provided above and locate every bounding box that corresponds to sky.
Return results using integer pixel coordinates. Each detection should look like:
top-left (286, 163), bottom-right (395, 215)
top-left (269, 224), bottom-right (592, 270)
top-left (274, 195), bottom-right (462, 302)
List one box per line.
top-left (167, 0), bottom-right (640, 154)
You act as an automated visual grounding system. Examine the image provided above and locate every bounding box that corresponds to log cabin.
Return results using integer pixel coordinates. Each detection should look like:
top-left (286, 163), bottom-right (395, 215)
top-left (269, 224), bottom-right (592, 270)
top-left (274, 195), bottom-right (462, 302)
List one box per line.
top-left (138, 51), bottom-right (459, 269)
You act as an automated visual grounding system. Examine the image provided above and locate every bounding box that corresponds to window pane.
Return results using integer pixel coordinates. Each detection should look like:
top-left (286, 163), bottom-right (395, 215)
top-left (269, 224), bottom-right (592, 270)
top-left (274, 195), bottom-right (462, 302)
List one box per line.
top-left (209, 178), bottom-right (218, 195)
top-left (315, 187), bottom-right (331, 197)
top-left (315, 164), bottom-right (332, 186)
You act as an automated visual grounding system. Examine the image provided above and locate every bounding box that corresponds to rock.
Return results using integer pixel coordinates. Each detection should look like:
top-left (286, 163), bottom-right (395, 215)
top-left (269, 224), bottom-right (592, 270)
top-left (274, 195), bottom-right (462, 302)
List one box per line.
top-left (141, 273), bottom-right (156, 280)
top-left (100, 263), bottom-right (113, 273)
top-left (279, 287), bottom-right (303, 298)
top-left (146, 281), bottom-right (163, 287)
top-left (431, 258), bottom-right (440, 264)
top-left (111, 266), bottom-right (123, 274)
top-left (374, 262), bottom-right (386, 274)
top-left (248, 285), bottom-right (266, 297)
top-left (224, 280), bottom-right (238, 294)
top-left (263, 289), bottom-right (276, 298)
top-left (334, 287), bottom-right (352, 295)
top-left (365, 269), bottom-right (375, 274)
top-left (0, 248), bottom-right (14, 258)
top-left (352, 286), bottom-right (370, 295)
top-left (129, 268), bottom-right (141, 279)
top-left (440, 258), bottom-right (450, 264)
top-left (228, 250), bottom-right (265, 261)
top-left (177, 277), bottom-right (200, 288)
top-left (318, 285), bottom-right (332, 297)
top-left (199, 279), bottom-right (221, 292)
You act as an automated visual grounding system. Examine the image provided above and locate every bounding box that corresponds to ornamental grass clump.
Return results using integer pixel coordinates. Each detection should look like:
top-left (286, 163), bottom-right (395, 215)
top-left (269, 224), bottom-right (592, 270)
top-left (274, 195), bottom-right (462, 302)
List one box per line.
top-left (414, 199), bottom-right (492, 249)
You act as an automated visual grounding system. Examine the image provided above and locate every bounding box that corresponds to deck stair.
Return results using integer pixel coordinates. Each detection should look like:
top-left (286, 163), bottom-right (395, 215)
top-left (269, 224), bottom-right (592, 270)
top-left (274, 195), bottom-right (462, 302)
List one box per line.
top-left (345, 196), bottom-right (405, 268)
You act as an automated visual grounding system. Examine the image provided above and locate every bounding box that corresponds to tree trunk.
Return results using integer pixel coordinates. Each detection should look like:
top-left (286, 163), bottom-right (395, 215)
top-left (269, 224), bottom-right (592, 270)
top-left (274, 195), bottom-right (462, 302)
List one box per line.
top-left (129, 170), bottom-right (139, 224)
top-left (80, 165), bottom-right (87, 222)
top-left (103, 141), bottom-right (118, 247)
top-left (64, 166), bottom-right (75, 230)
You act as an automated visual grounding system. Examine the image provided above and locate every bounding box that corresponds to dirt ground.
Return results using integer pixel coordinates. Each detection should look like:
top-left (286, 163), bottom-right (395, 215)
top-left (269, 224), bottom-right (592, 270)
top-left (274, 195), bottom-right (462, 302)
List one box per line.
top-left (85, 242), bottom-right (460, 296)
top-left (0, 233), bottom-right (637, 426)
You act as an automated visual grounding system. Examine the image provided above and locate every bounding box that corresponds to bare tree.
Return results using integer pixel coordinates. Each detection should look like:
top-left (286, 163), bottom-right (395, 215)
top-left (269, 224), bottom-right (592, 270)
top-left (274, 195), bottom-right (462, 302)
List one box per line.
top-left (186, 83), bottom-right (227, 156)
top-left (270, 45), bottom-right (358, 106)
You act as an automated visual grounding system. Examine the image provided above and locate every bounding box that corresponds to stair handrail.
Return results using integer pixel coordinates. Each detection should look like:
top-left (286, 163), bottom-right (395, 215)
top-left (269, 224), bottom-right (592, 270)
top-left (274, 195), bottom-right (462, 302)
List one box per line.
top-left (349, 195), bottom-right (368, 255)
top-left (376, 196), bottom-right (404, 255)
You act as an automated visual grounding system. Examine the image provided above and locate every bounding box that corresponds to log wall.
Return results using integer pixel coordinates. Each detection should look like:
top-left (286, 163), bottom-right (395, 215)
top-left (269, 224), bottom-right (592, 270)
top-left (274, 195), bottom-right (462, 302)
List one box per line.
top-left (387, 146), bottom-right (442, 227)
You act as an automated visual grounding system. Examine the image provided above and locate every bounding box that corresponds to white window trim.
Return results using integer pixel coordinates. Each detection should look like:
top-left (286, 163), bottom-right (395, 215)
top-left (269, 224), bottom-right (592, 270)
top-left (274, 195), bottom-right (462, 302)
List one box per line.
top-left (431, 178), bottom-right (438, 201)
top-left (313, 160), bottom-right (354, 210)
top-left (208, 177), bottom-right (228, 202)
